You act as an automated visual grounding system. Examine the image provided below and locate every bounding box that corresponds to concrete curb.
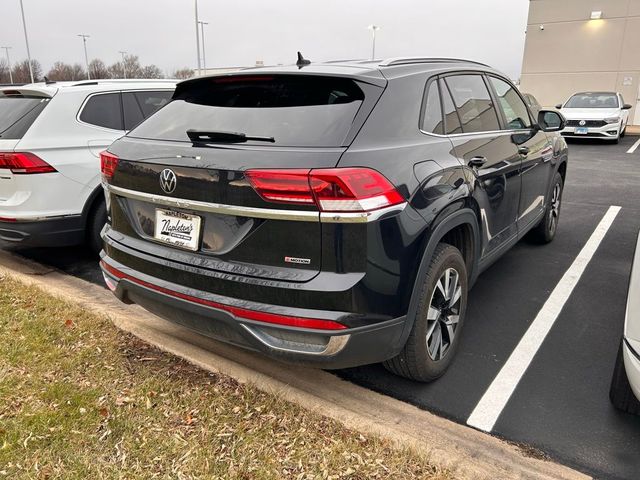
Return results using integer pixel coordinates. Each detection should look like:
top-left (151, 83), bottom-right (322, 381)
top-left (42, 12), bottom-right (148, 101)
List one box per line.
top-left (0, 250), bottom-right (591, 480)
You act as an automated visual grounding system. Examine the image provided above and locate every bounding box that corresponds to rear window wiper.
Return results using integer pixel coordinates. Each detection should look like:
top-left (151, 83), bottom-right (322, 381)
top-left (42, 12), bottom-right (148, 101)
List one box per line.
top-left (186, 129), bottom-right (275, 144)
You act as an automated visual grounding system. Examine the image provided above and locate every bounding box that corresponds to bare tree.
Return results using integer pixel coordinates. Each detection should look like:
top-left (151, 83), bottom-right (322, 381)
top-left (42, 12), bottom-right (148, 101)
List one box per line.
top-left (89, 59), bottom-right (110, 79)
top-left (0, 58), bottom-right (10, 83)
top-left (172, 68), bottom-right (194, 80)
top-left (108, 55), bottom-right (163, 79)
top-left (12, 59), bottom-right (42, 83)
top-left (70, 63), bottom-right (86, 80)
top-left (46, 62), bottom-right (87, 81)
top-left (140, 64), bottom-right (164, 79)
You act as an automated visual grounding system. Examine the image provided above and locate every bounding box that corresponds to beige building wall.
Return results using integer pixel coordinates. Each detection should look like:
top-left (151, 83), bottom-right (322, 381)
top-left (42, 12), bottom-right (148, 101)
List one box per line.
top-left (520, 0), bottom-right (640, 125)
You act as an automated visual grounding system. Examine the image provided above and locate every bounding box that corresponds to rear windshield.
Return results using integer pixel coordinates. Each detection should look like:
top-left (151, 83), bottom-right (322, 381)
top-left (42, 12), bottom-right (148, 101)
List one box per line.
top-left (565, 93), bottom-right (618, 109)
top-left (128, 75), bottom-right (366, 147)
top-left (0, 96), bottom-right (49, 139)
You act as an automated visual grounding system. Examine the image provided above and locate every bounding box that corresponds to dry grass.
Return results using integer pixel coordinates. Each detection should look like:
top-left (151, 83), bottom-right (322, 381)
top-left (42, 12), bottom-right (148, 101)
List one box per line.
top-left (0, 275), bottom-right (453, 480)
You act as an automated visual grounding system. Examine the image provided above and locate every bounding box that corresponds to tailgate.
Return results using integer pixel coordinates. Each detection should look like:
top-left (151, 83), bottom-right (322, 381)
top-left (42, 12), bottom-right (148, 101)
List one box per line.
top-left (107, 138), bottom-right (346, 281)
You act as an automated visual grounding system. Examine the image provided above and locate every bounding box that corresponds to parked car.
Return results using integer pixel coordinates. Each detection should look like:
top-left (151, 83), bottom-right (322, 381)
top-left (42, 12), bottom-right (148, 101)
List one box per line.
top-left (99, 57), bottom-right (568, 381)
top-left (556, 91), bottom-right (632, 143)
top-left (610, 231), bottom-right (640, 415)
top-left (0, 79), bottom-right (176, 252)
top-left (522, 93), bottom-right (542, 117)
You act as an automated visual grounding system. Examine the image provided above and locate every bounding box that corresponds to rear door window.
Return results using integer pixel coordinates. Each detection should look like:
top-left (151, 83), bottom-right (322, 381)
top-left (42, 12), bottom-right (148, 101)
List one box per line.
top-left (421, 80), bottom-right (444, 135)
top-left (0, 96), bottom-right (50, 139)
top-left (444, 75), bottom-right (501, 134)
top-left (79, 93), bottom-right (123, 130)
top-left (489, 77), bottom-right (531, 130)
top-left (129, 75), bottom-right (367, 147)
top-left (123, 91), bottom-right (173, 130)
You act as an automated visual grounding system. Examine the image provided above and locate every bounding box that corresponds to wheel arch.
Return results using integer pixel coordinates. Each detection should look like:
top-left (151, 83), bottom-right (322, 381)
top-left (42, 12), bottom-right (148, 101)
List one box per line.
top-left (398, 208), bottom-right (480, 349)
top-left (81, 183), bottom-right (106, 229)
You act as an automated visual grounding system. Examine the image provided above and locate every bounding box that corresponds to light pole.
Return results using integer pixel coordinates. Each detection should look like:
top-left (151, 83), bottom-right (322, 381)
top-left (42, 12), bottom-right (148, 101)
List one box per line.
top-left (118, 51), bottom-right (127, 79)
top-left (367, 25), bottom-right (381, 61)
top-left (198, 21), bottom-right (209, 72)
top-left (19, 0), bottom-right (34, 83)
top-left (1, 47), bottom-right (13, 84)
top-left (194, 0), bottom-right (201, 76)
top-left (78, 34), bottom-right (90, 79)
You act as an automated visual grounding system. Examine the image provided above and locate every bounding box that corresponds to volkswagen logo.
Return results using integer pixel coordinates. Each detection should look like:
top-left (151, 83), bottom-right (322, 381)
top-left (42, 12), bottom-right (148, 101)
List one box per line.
top-left (159, 169), bottom-right (177, 194)
top-left (579, 120), bottom-right (586, 126)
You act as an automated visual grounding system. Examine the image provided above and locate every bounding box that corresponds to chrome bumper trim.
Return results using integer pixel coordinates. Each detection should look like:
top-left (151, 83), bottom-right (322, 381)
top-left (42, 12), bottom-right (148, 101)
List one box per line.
top-left (106, 184), bottom-right (406, 224)
top-left (241, 324), bottom-right (351, 356)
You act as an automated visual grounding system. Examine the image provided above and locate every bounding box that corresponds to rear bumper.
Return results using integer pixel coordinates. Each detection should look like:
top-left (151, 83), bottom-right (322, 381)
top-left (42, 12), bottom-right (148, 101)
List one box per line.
top-left (100, 256), bottom-right (406, 369)
top-left (0, 215), bottom-right (84, 247)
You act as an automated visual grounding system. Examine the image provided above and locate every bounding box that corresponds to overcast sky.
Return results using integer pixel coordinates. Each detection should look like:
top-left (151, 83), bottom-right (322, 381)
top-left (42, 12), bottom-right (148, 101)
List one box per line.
top-left (3, 0), bottom-right (530, 79)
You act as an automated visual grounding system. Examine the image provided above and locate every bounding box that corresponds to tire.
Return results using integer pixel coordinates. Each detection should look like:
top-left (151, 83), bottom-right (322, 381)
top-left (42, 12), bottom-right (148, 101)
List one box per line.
top-left (610, 341), bottom-right (640, 415)
top-left (529, 172), bottom-right (563, 244)
top-left (86, 199), bottom-right (107, 254)
top-left (383, 243), bottom-right (468, 382)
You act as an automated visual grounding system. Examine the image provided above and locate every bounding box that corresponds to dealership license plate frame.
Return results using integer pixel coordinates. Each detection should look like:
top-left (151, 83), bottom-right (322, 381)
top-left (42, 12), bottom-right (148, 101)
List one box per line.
top-left (153, 208), bottom-right (202, 251)
top-left (575, 127), bottom-right (588, 135)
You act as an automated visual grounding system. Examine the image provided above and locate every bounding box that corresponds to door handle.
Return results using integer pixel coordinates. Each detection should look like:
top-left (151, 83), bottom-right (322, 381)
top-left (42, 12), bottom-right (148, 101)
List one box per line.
top-left (518, 146), bottom-right (530, 156)
top-left (468, 156), bottom-right (487, 168)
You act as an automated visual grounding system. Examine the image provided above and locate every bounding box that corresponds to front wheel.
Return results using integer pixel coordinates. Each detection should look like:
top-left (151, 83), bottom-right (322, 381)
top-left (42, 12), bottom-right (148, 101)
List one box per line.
top-left (530, 172), bottom-right (563, 244)
top-left (383, 243), bottom-right (468, 382)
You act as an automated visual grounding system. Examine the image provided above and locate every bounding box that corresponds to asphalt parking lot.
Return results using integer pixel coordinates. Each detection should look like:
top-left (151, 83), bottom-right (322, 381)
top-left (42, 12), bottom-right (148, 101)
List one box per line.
top-left (7, 135), bottom-right (640, 480)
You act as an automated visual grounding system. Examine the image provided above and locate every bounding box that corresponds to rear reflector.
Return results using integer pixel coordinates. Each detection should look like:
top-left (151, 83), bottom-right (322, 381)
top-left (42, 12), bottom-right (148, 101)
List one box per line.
top-left (0, 152), bottom-right (56, 174)
top-left (100, 151), bottom-right (119, 180)
top-left (100, 261), bottom-right (347, 331)
top-left (246, 167), bottom-right (404, 213)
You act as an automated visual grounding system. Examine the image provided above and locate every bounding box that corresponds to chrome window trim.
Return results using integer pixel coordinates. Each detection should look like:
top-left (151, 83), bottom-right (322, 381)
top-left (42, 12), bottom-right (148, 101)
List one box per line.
top-left (106, 184), bottom-right (406, 223)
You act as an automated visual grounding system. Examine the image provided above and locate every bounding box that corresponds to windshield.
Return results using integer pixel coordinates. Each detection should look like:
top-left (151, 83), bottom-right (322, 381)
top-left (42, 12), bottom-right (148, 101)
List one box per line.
top-left (0, 96), bottom-right (49, 139)
top-left (564, 93), bottom-right (619, 109)
top-left (128, 75), bottom-right (367, 147)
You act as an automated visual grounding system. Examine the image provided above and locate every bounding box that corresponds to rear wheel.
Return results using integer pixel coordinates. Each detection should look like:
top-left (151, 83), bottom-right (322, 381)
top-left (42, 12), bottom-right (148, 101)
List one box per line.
top-left (87, 199), bottom-right (107, 254)
top-left (530, 172), bottom-right (563, 244)
top-left (383, 243), bottom-right (468, 382)
top-left (610, 341), bottom-right (640, 415)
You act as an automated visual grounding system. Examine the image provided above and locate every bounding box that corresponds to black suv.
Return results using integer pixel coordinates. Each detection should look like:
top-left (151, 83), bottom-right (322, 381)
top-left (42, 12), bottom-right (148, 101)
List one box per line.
top-left (100, 57), bottom-right (567, 382)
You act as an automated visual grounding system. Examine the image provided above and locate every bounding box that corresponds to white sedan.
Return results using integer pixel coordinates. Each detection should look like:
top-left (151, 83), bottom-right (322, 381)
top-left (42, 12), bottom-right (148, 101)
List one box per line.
top-left (556, 91), bottom-right (632, 143)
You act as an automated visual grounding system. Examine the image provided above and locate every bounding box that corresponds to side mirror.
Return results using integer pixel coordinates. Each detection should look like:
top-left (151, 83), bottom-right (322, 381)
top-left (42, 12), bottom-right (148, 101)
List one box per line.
top-left (622, 103), bottom-right (633, 110)
top-left (555, 104), bottom-right (563, 109)
top-left (538, 109), bottom-right (566, 132)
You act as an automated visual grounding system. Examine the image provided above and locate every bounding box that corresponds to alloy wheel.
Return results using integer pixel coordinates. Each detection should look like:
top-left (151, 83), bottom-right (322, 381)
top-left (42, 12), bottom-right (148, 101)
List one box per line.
top-left (426, 268), bottom-right (462, 361)
top-left (549, 182), bottom-right (561, 233)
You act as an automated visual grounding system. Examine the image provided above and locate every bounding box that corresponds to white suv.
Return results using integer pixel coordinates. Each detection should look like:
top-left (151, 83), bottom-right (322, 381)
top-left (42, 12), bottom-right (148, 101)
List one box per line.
top-left (0, 79), bottom-right (175, 251)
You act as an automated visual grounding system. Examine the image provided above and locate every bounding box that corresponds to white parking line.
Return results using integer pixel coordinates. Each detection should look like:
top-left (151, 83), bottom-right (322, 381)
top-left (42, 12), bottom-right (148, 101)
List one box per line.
top-left (628, 138), bottom-right (640, 154)
top-left (466, 206), bottom-right (621, 432)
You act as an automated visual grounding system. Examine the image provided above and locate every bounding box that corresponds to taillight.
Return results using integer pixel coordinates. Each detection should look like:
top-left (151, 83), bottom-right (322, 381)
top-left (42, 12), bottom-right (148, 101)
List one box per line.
top-left (100, 151), bottom-right (119, 180)
top-left (0, 152), bottom-right (56, 174)
top-left (246, 167), bottom-right (404, 213)
top-left (244, 169), bottom-right (315, 205)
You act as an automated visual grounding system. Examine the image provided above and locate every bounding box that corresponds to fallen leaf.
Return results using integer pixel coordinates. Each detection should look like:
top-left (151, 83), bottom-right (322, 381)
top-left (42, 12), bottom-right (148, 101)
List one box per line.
top-left (64, 319), bottom-right (74, 328)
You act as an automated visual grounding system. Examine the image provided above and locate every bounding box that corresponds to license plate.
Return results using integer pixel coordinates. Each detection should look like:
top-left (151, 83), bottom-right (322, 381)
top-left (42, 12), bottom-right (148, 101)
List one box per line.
top-left (154, 209), bottom-right (201, 251)
top-left (575, 127), bottom-right (588, 135)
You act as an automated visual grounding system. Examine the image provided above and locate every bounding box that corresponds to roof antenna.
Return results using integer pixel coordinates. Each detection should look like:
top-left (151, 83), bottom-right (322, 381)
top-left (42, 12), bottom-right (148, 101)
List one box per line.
top-left (44, 76), bottom-right (55, 85)
top-left (296, 51), bottom-right (311, 69)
